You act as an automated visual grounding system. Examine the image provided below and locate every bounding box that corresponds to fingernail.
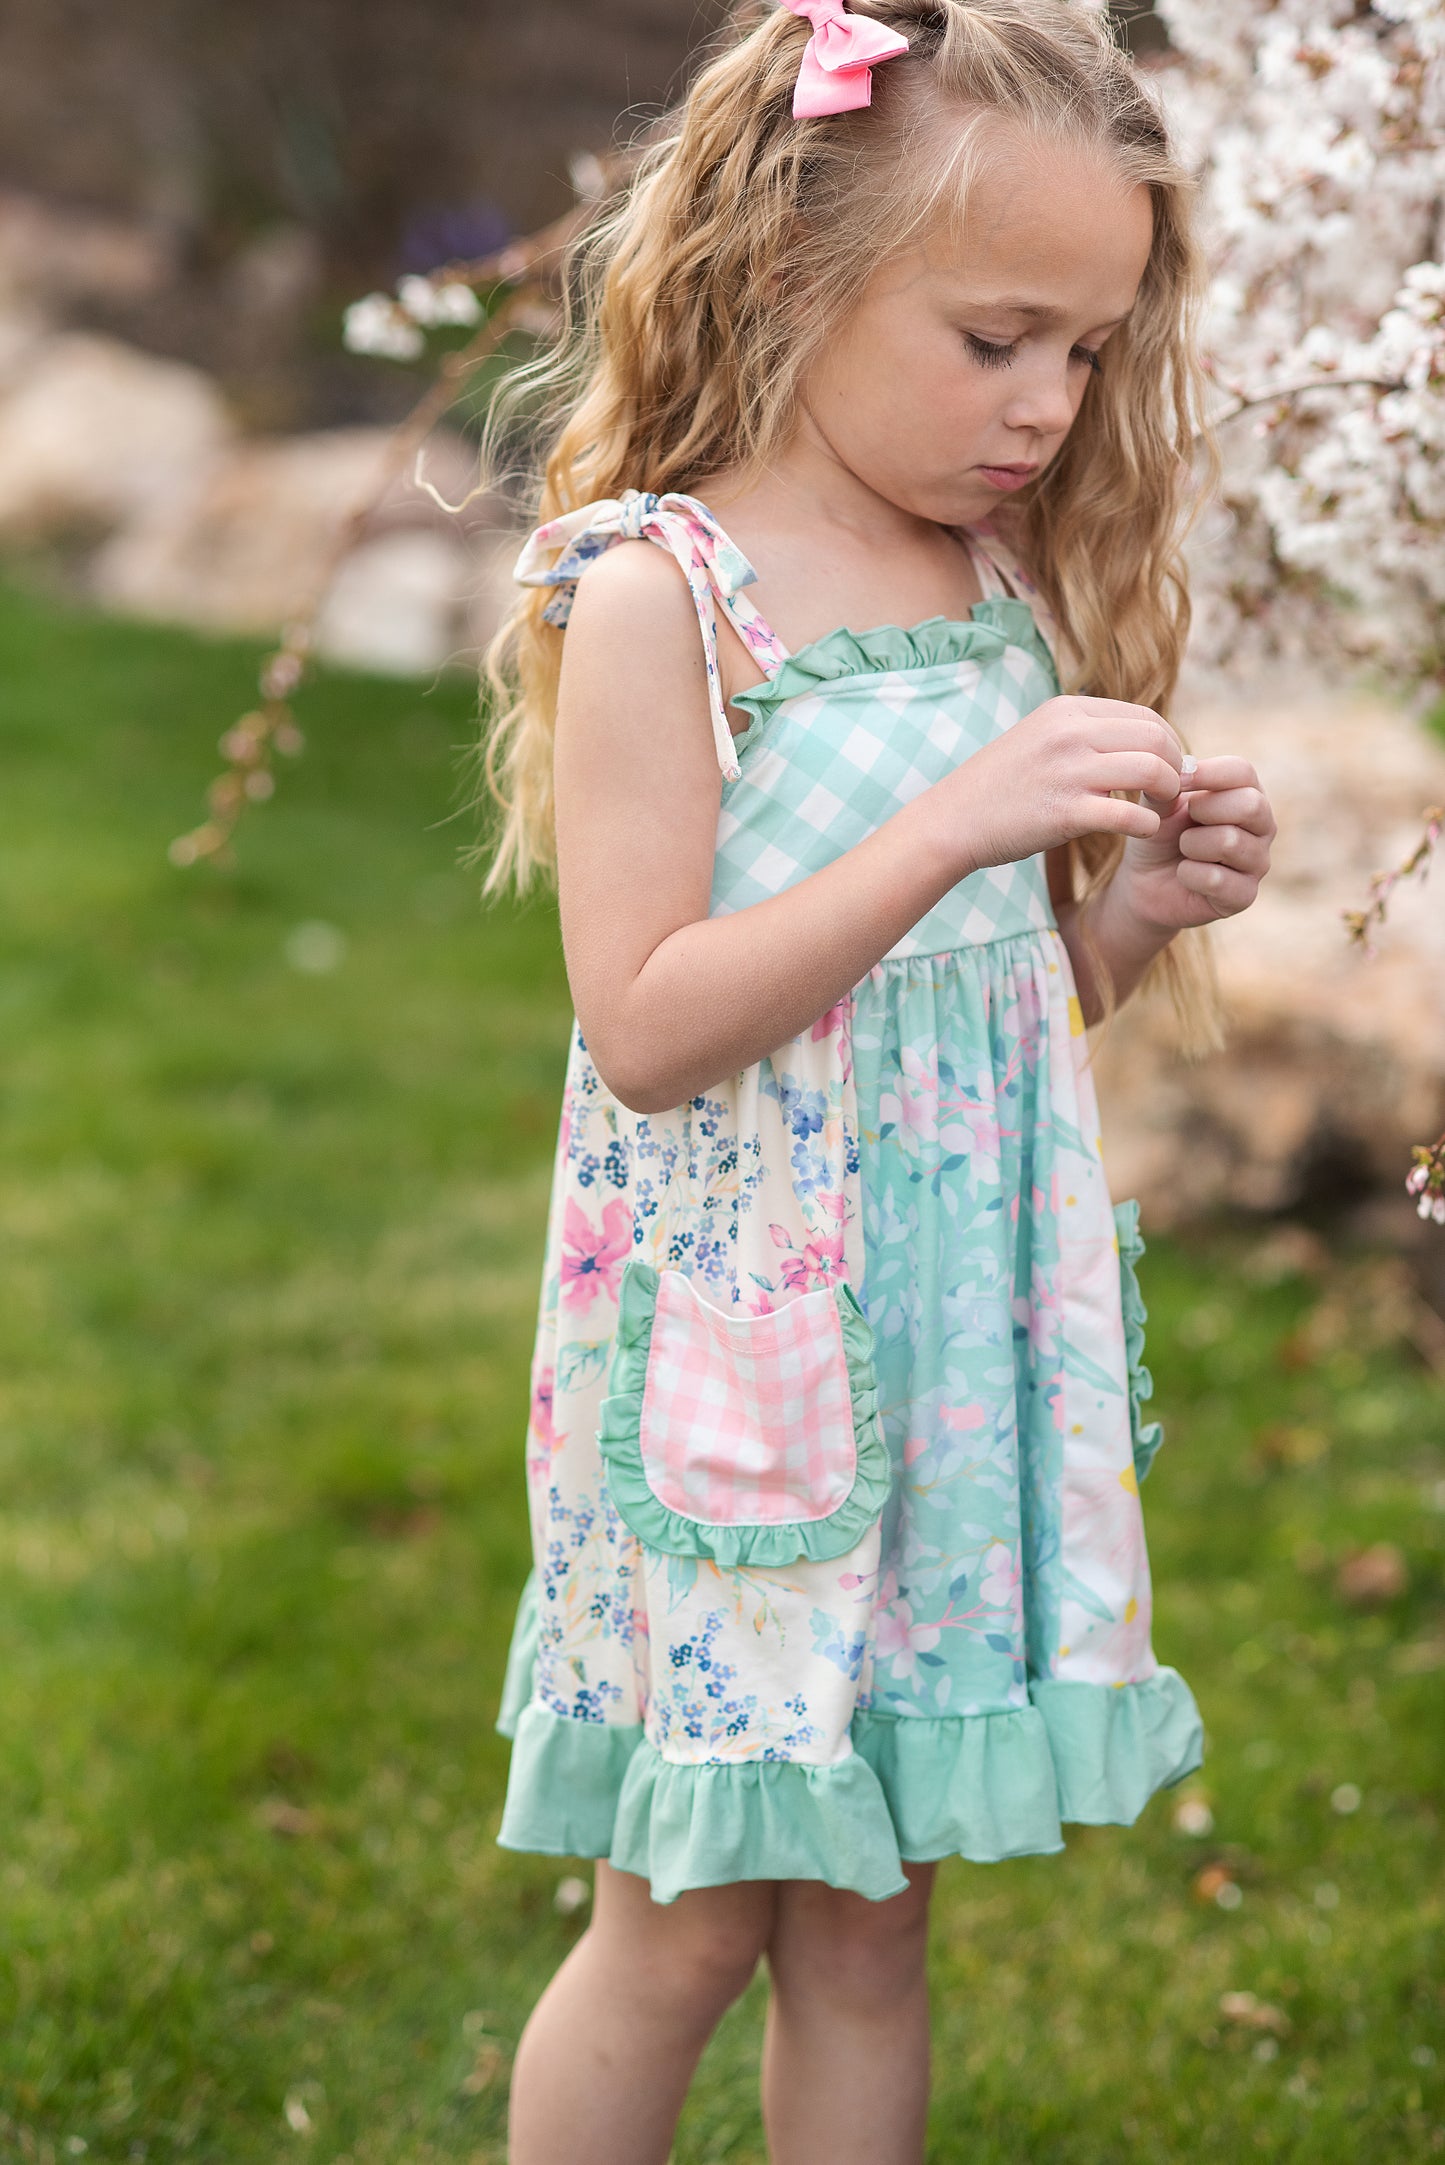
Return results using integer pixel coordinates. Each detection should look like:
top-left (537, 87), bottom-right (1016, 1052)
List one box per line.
top-left (1181, 755), bottom-right (1198, 781)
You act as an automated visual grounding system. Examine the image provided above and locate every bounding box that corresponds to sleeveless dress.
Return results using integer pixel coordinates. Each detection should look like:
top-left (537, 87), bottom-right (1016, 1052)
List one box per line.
top-left (495, 489), bottom-right (1202, 1905)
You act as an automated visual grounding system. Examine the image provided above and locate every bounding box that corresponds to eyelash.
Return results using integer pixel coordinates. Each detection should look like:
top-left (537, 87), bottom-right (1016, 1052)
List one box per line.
top-left (965, 334), bottom-right (1105, 377)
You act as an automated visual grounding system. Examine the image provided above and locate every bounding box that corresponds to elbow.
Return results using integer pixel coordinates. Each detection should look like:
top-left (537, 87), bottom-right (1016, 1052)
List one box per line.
top-left (585, 1034), bottom-right (687, 1118)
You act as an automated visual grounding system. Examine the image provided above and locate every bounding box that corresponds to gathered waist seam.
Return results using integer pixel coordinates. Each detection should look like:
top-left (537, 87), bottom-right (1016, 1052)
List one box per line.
top-left (874, 922), bottom-right (1060, 968)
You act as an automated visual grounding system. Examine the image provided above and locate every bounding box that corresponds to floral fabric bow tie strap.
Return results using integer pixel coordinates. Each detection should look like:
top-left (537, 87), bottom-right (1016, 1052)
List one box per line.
top-left (780, 0), bottom-right (910, 118)
top-left (514, 489), bottom-right (770, 781)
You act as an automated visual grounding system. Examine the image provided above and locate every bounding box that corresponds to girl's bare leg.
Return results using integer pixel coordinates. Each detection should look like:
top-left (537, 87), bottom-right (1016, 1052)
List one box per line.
top-left (508, 1860), bottom-right (777, 2165)
top-left (760, 1862), bottom-right (936, 2165)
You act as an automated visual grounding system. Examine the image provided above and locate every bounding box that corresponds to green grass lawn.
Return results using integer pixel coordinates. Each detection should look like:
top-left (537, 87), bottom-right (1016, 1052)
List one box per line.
top-left (1, 576), bottom-right (1442, 2164)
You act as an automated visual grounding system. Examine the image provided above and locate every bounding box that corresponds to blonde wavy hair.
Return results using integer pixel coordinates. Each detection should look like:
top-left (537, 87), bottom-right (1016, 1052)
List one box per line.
top-left (478, 0), bottom-right (1222, 1044)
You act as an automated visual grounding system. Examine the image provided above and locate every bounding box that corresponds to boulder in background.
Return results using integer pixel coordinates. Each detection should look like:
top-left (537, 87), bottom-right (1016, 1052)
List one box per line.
top-left (1095, 676), bottom-right (1445, 1227)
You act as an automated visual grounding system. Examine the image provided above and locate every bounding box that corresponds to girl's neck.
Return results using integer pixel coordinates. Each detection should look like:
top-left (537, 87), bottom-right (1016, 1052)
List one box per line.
top-left (699, 405), bottom-right (965, 559)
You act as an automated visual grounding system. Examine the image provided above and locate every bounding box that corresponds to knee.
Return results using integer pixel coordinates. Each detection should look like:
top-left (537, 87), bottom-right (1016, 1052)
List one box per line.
top-left (773, 1881), bottom-right (932, 2018)
top-left (601, 1900), bottom-right (769, 2034)
top-left (663, 1913), bottom-right (769, 2020)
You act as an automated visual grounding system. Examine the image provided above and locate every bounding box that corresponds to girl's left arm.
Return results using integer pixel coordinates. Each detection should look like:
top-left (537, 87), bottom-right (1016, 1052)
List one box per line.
top-left (1048, 756), bottom-right (1277, 1021)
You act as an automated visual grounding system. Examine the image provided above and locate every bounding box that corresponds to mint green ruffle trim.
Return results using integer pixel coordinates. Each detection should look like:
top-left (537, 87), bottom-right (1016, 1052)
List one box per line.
top-left (496, 1568), bottom-right (539, 1740)
top-left (497, 1702), bottom-right (907, 1904)
top-left (496, 1670), bottom-right (1203, 1899)
top-left (730, 598), bottom-right (1055, 726)
top-left (852, 1705), bottom-right (1066, 1861)
top-left (1031, 1668), bottom-right (1204, 1820)
top-left (596, 1259), bottom-right (890, 1566)
top-left (498, 1702), bottom-right (646, 1857)
top-left (611, 1746), bottom-right (910, 1905)
top-left (1114, 1197), bottom-right (1164, 1481)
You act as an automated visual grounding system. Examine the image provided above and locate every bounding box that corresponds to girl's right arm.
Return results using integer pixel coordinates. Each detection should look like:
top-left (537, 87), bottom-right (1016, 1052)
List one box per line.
top-left (553, 543), bottom-right (1183, 1115)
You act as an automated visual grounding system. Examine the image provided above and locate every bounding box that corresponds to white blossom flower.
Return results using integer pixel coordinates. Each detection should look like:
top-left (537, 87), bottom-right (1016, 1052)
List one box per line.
top-left (342, 292), bottom-right (424, 361)
top-left (395, 274), bottom-right (482, 328)
top-left (1155, 0), bottom-right (1445, 700)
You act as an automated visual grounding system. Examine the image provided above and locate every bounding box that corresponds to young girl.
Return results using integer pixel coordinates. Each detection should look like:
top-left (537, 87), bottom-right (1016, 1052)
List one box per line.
top-left (488, 3), bottom-right (1275, 2159)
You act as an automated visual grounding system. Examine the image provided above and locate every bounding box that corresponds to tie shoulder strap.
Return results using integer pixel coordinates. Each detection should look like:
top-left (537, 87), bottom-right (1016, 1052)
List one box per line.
top-left (962, 519), bottom-right (1069, 681)
top-left (514, 489), bottom-right (790, 781)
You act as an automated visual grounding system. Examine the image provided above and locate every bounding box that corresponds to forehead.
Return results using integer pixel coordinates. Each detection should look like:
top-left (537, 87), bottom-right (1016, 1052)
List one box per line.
top-left (918, 128), bottom-right (1154, 321)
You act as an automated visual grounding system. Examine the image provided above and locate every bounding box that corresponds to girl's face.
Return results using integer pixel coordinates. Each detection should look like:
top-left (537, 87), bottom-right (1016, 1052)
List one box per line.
top-left (798, 129), bottom-right (1155, 525)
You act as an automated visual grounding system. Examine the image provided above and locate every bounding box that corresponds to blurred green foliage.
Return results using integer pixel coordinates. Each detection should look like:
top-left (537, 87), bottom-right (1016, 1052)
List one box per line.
top-left (0, 581), bottom-right (1441, 2162)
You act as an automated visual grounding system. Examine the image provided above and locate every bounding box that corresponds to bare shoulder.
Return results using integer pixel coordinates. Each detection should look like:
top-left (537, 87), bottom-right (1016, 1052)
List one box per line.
top-left (560, 537), bottom-right (702, 664)
top-left (554, 536), bottom-right (720, 790)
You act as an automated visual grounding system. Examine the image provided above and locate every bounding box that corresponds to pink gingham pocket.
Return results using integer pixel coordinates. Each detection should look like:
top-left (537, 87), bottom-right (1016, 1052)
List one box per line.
top-left (596, 1259), bottom-right (888, 1567)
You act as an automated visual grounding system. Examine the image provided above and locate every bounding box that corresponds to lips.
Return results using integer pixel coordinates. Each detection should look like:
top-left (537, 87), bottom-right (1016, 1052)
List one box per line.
top-left (978, 464), bottom-right (1039, 492)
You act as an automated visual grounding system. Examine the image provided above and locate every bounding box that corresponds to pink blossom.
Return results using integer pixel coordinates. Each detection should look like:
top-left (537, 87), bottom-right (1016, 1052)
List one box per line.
top-left (530, 1362), bottom-right (558, 1449)
top-left (778, 1225), bottom-right (845, 1290)
top-left (874, 1595), bottom-right (942, 1680)
top-left (878, 1046), bottom-right (939, 1147)
top-left (1013, 1264), bottom-right (1061, 1361)
top-left (978, 1541), bottom-right (1023, 1629)
top-left (559, 1196), bottom-right (632, 1310)
top-left (937, 1093), bottom-right (1001, 1179)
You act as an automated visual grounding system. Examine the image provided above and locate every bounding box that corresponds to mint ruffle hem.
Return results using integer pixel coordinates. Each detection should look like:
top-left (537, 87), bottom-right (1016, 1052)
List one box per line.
top-left (496, 1619), bottom-right (1203, 1902)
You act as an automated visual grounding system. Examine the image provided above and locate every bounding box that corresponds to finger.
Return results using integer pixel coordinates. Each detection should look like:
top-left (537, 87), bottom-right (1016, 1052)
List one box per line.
top-left (1082, 716), bottom-right (1186, 765)
top-left (1175, 859), bottom-right (1259, 914)
top-left (1090, 752), bottom-right (1185, 801)
top-left (1178, 824), bottom-right (1272, 875)
top-left (1074, 699), bottom-right (1175, 730)
top-left (1080, 793), bottom-right (1162, 841)
top-left (1183, 756), bottom-right (1260, 795)
top-left (1182, 784), bottom-right (1275, 835)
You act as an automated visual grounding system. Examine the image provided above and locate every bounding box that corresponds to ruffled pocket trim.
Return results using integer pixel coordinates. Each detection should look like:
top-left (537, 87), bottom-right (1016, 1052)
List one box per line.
top-left (1114, 1197), bottom-right (1164, 1482)
top-left (596, 1259), bottom-right (890, 1566)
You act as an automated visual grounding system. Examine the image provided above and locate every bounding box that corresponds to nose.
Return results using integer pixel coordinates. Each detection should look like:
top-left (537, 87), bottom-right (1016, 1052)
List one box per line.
top-left (1000, 357), bottom-right (1079, 443)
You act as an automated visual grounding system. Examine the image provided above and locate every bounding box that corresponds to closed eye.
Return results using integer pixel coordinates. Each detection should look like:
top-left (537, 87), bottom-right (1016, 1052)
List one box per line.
top-left (965, 333), bottom-right (1104, 377)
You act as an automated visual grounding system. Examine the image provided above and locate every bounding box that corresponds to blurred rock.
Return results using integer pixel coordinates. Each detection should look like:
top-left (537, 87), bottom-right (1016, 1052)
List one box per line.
top-left (0, 188), bottom-right (174, 309)
top-left (0, 330), bottom-right (232, 538)
top-left (1096, 677), bottom-right (1445, 1225)
top-left (0, 304), bottom-right (50, 394)
top-left (91, 426), bottom-right (482, 657)
top-left (315, 530), bottom-right (473, 675)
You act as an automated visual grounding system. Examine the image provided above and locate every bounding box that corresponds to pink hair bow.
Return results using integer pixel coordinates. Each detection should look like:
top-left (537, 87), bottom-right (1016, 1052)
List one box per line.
top-left (781, 0), bottom-right (910, 118)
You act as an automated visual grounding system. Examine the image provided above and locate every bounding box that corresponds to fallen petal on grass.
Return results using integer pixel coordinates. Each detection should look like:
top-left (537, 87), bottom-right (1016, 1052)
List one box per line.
top-left (1220, 1991), bottom-right (1291, 2036)
top-left (1335, 1543), bottom-right (1409, 1607)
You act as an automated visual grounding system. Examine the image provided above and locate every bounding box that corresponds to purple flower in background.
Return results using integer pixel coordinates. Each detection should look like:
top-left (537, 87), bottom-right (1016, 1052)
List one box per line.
top-left (399, 198), bottom-right (513, 276)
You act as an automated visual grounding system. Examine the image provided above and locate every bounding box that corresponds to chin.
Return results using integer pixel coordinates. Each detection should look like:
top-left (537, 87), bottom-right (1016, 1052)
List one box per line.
top-left (929, 486), bottom-right (1003, 527)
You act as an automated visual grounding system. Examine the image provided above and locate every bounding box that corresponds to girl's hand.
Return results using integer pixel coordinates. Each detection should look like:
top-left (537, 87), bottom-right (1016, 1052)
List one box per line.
top-left (945, 695), bottom-right (1186, 870)
top-left (1112, 756), bottom-right (1276, 931)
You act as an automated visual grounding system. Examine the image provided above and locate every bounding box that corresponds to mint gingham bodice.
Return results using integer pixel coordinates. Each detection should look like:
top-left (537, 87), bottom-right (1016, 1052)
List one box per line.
top-left (712, 601), bottom-right (1059, 954)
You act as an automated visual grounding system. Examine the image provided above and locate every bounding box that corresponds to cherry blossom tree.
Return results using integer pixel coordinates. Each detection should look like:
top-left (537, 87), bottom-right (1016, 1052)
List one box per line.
top-left (1151, 0), bottom-right (1443, 704)
top-left (178, 1), bottom-right (1445, 1213)
top-left (1142, 0), bottom-right (1444, 1215)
